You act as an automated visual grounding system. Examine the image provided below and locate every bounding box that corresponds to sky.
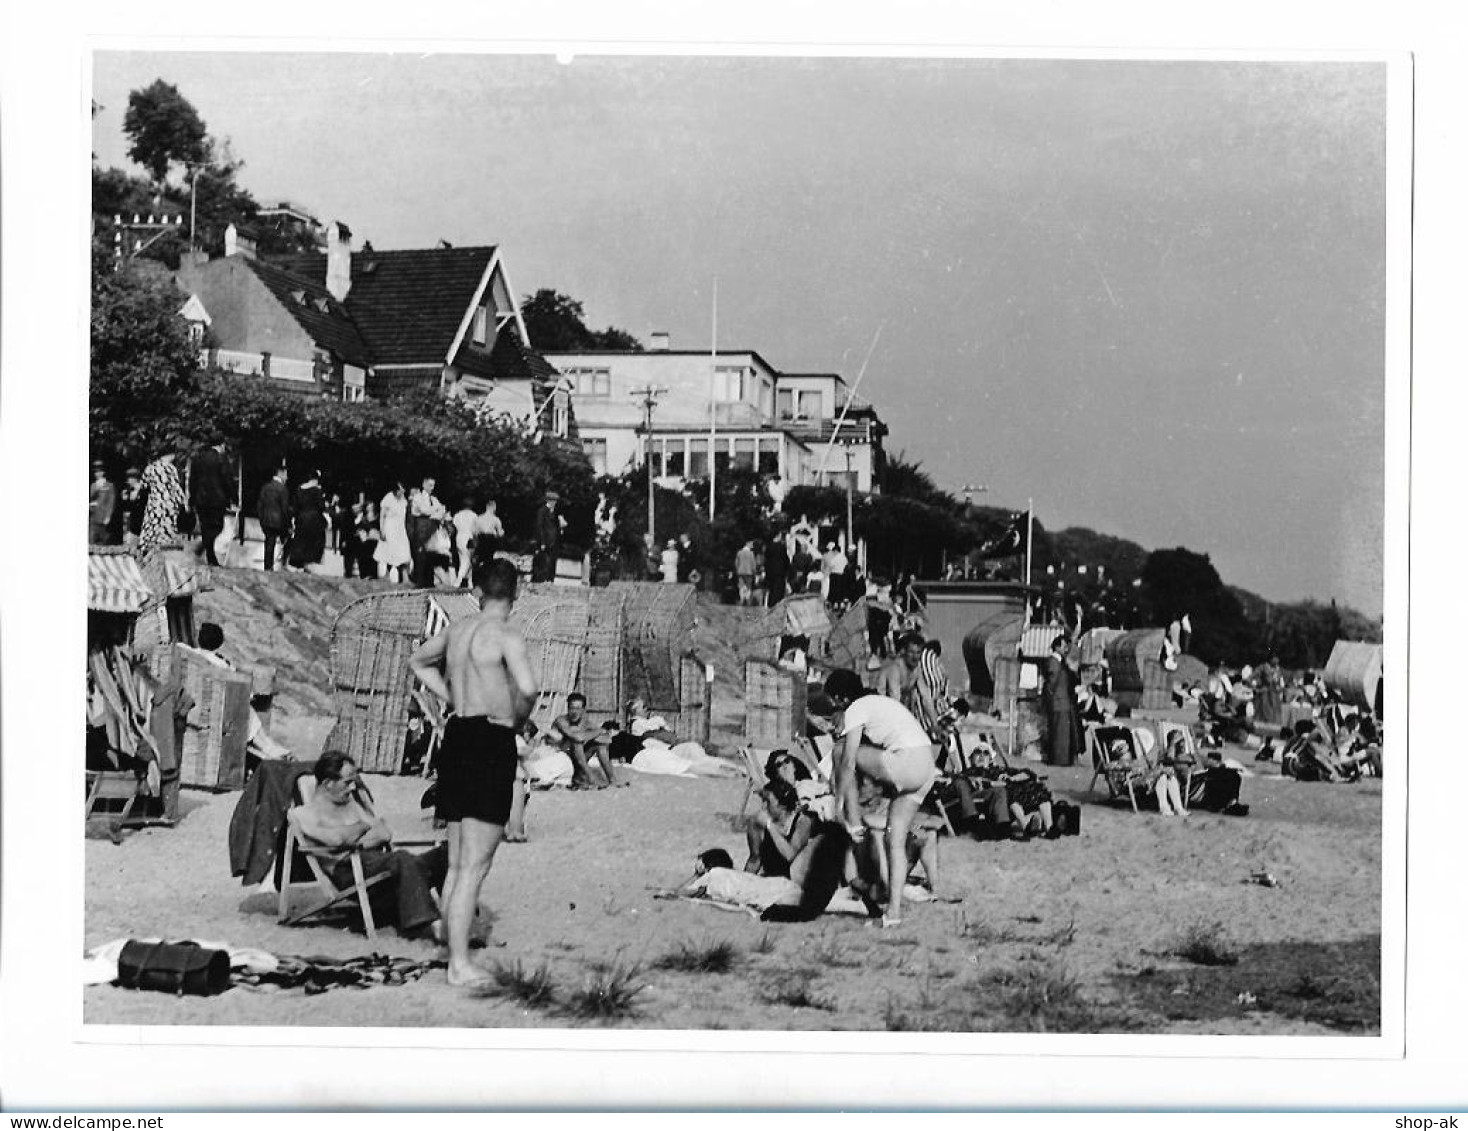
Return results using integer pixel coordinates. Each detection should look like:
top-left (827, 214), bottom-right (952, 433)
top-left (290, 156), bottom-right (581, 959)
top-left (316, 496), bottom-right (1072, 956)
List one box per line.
top-left (91, 51), bottom-right (1389, 613)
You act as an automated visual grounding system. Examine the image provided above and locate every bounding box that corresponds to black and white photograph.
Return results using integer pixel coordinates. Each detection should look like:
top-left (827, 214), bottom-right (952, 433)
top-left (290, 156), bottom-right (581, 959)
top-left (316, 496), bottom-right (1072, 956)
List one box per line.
top-left (3, 1), bottom-right (1453, 1113)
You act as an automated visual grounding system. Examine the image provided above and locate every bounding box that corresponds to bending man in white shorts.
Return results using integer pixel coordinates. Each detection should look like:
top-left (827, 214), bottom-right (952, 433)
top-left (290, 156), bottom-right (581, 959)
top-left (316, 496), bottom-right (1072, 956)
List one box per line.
top-left (822, 667), bottom-right (940, 927)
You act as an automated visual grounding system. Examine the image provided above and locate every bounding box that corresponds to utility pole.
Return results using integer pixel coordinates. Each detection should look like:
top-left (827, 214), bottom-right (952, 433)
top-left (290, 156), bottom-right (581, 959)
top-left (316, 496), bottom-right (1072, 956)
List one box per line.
top-left (708, 278), bottom-right (718, 521)
top-left (183, 161), bottom-right (210, 255)
top-left (631, 384), bottom-right (668, 555)
top-left (844, 445), bottom-right (854, 553)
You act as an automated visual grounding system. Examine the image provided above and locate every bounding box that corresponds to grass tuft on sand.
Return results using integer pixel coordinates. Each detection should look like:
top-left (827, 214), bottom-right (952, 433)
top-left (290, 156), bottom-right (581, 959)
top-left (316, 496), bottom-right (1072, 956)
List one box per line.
top-left (474, 959), bottom-right (559, 1009)
top-left (759, 969), bottom-right (834, 1011)
top-left (652, 938), bottom-right (743, 975)
top-left (1172, 920), bottom-right (1242, 967)
top-left (565, 960), bottom-right (647, 1020)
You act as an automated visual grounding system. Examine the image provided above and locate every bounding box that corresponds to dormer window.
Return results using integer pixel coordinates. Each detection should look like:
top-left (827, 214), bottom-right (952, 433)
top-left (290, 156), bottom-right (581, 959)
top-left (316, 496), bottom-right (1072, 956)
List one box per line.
top-left (291, 290), bottom-right (306, 305)
top-left (315, 297), bottom-right (330, 313)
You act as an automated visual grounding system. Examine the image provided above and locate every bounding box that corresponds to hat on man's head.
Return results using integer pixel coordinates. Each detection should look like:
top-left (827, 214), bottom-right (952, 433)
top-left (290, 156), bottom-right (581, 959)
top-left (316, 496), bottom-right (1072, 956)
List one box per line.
top-left (544, 489), bottom-right (560, 501)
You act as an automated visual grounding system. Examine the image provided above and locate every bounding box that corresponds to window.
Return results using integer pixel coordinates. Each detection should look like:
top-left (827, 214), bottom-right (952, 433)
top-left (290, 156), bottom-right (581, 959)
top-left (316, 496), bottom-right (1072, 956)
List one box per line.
top-left (758, 377), bottom-right (774, 419)
top-left (687, 438), bottom-right (709, 480)
top-left (734, 437), bottom-right (756, 471)
top-left (645, 438), bottom-right (663, 477)
top-left (777, 389), bottom-right (794, 418)
top-left (552, 389), bottom-right (570, 438)
top-left (666, 440), bottom-right (686, 478)
top-left (342, 385), bottom-right (366, 404)
top-left (713, 438), bottom-right (731, 476)
top-left (798, 389), bottom-right (823, 419)
top-left (714, 365), bottom-right (748, 403)
top-left (757, 438), bottom-right (780, 476)
top-left (566, 367), bottom-right (611, 397)
top-left (472, 306), bottom-right (489, 345)
top-left (582, 438), bottom-right (607, 476)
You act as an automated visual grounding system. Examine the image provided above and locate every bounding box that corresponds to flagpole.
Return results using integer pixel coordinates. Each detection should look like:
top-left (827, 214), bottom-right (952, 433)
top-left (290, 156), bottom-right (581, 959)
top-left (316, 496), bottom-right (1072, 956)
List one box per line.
top-left (708, 278), bottom-right (718, 521)
top-left (1024, 497), bottom-right (1034, 624)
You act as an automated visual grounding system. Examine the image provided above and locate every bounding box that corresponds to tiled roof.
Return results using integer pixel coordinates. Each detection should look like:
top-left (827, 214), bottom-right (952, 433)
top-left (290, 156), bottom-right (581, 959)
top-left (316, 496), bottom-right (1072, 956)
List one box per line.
top-left (244, 258), bottom-right (371, 367)
top-left (478, 326), bottom-right (563, 383)
top-left (269, 246), bottom-right (496, 367)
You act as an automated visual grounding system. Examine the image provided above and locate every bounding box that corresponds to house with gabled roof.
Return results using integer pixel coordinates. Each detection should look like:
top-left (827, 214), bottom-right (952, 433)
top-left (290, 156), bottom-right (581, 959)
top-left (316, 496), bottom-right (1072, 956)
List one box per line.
top-left (172, 221), bottom-right (572, 437)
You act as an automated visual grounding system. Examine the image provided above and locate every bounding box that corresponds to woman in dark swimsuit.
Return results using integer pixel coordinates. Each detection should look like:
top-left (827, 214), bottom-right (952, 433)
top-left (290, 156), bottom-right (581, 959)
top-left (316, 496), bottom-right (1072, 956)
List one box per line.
top-left (743, 778), bottom-right (815, 880)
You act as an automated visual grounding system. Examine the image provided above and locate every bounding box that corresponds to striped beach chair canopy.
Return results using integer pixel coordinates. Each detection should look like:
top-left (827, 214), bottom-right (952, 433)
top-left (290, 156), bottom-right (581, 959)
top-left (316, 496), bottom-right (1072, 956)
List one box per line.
top-left (87, 547), bottom-right (154, 614)
top-left (1019, 624), bottom-right (1067, 660)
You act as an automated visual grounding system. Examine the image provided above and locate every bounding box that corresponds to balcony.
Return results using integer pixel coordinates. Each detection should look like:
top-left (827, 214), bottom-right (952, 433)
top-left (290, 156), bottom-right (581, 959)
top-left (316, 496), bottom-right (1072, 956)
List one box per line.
top-left (209, 349), bottom-right (317, 383)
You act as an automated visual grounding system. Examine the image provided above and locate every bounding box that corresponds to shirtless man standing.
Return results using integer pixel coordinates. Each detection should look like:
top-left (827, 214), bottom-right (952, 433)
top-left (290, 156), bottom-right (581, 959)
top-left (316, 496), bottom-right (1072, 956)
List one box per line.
top-left (877, 632), bottom-right (940, 735)
top-left (409, 556), bottom-right (538, 986)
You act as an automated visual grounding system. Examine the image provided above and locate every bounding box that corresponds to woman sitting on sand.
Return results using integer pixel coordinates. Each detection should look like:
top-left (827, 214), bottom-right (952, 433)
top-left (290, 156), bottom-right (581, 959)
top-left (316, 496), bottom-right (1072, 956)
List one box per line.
top-left (744, 778), bottom-right (817, 880)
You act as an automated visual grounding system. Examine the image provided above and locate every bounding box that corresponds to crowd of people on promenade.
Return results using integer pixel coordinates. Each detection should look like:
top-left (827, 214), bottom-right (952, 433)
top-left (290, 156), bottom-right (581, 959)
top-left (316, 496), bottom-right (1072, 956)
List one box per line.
top-left (88, 442), bottom-right (526, 591)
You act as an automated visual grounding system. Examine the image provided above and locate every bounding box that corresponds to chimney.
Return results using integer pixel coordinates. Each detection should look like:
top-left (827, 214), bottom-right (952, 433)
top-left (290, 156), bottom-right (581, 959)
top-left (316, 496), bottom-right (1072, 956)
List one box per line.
top-left (649, 331), bottom-right (670, 351)
top-left (327, 221), bottom-right (353, 302)
top-left (223, 223), bottom-right (255, 260)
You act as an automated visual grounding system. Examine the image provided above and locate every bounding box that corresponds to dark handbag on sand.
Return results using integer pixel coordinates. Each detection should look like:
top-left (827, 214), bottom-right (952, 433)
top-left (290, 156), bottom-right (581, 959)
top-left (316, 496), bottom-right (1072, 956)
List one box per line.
top-left (116, 940), bottom-right (231, 996)
top-left (1051, 800), bottom-right (1081, 837)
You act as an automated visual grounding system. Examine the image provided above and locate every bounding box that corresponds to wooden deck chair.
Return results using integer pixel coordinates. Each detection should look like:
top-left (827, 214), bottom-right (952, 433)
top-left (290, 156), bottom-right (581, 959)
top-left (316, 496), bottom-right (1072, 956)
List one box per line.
top-left (1149, 718), bottom-right (1199, 800)
top-left (276, 776), bottom-right (391, 939)
top-left (1086, 723), bottom-right (1156, 813)
top-left (411, 688), bottom-right (448, 779)
top-left (85, 769), bottom-right (150, 842)
top-left (737, 744), bottom-right (769, 818)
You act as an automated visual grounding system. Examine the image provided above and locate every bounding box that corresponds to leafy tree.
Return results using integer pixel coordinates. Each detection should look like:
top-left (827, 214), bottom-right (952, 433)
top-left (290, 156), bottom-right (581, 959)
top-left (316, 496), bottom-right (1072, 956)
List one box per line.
top-left (781, 484), bottom-right (846, 526)
top-left (520, 289), bottom-right (643, 352)
top-left (123, 79), bottom-right (209, 185)
top-left (89, 245), bottom-right (202, 465)
top-left (1262, 599), bottom-right (1382, 670)
top-left (880, 452), bottom-right (961, 510)
top-left (1139, 547), bottom-right (1259, 665)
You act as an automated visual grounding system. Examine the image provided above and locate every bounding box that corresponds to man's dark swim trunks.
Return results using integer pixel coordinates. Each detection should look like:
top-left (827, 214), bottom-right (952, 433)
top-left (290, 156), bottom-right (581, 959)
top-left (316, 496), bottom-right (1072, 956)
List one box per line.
top-left (435, 716), bottom-right (518, 825)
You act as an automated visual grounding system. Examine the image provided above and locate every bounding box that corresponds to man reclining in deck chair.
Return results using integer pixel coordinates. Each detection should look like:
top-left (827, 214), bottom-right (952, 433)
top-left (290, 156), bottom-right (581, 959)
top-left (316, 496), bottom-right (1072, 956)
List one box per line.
top-left (295, 751), bottom-right (448, 939)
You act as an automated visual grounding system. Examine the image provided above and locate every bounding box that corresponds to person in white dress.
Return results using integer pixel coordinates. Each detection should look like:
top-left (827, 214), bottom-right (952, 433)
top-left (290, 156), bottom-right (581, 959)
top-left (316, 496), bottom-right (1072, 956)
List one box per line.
top-left (374, 482), bottom-right (412, 582)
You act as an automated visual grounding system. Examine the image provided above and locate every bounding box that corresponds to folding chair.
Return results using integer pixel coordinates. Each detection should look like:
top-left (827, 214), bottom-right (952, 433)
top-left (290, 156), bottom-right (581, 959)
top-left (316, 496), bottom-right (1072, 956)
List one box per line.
top-left (85, 769), bottom-right (149, 842)
top-left (411, 688), bottom-right (448, 779)
top-left (276, 777), bottom-right (391, 939)
top-left (737, 744), bottom-right (769, 818)
top-left (1149, 718), bottom-right (1200, 799)
top-left (1086, 723), bottom-right (1156, 813)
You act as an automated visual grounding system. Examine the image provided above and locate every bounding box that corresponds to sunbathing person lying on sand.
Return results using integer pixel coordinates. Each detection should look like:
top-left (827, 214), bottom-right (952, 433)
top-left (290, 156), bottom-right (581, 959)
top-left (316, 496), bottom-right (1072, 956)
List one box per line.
top-left (656, 847), bottom-right (876, 920)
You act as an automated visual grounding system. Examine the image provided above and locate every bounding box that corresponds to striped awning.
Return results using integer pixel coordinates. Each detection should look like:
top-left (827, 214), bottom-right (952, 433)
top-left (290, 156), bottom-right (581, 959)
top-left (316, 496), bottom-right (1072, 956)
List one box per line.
top-left (1019, 625), bottom-right (1067, 659)
top-left (161, 557), bottom-right (202, 597)
top-left (88, 551), bottom-right (154, 613)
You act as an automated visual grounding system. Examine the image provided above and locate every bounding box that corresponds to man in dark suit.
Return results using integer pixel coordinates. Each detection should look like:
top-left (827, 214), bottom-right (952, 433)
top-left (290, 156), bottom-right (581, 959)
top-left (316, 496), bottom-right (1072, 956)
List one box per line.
top-left (190, 437), bottom-right (234, 567)
top-left (532, 489), bottom-right (561, 583)
top-left (764, 537), bottom-right (790, 606)
top-left (256, 466), bottom-right (291, 572)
